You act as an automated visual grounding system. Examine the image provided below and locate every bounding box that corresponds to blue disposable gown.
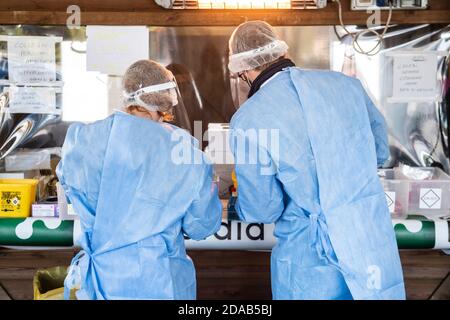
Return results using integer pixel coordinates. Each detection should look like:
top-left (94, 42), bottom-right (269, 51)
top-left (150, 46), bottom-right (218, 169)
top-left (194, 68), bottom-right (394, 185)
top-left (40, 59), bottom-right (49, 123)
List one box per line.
top-left (57, 112), bottom-right (222, 300)
top-left (229, 68), bottom-right (405, 300)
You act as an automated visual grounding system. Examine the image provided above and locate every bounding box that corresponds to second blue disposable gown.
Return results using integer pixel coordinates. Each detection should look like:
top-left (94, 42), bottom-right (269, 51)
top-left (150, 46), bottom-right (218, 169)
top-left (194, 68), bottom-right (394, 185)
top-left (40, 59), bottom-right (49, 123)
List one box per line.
top-left (57, 112), bottom-right (222, 300)
top-left (229, 68), bottom-right (405, 300)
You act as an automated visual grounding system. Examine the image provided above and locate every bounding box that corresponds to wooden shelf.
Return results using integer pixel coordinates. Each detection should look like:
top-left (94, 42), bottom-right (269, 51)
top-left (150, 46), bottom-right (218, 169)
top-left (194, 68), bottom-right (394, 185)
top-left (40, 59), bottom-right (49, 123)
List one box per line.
top-left (0, 0), bottom-right (449, 26)
top-left (0, 248), bottom-right (449, 299)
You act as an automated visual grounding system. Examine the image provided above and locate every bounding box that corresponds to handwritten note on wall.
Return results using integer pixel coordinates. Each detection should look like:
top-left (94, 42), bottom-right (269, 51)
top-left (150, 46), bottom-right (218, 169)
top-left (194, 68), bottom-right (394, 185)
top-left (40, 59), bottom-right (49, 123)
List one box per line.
top-left (7, 87), bottom-right (57, 114)
top-left (7, 36), bottom-right (56, 83)
top-left (392, 54), bottom-right (438, 101)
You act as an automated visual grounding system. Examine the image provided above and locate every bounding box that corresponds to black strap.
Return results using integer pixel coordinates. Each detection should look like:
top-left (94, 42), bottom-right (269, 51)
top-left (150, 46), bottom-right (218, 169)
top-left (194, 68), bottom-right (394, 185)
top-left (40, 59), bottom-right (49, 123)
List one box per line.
top-left (247, 58), bottom-right (296, 98)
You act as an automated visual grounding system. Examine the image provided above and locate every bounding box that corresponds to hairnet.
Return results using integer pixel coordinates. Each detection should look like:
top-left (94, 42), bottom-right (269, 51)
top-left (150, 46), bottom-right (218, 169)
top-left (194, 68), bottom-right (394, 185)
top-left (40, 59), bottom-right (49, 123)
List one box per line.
top-left (228, 21), bottom-right (289, 74)
top-left (122, 60), bottom-right (178, 112)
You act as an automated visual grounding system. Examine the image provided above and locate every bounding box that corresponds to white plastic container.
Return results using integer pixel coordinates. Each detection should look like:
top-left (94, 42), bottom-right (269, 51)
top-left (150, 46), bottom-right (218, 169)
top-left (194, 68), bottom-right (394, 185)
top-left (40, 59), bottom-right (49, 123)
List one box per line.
top-left (205, 149), bottom-right (235, 165)
top-left (400, 168), bottom-right (450, 216)
top-left (378, 169), bottom-right (409, 219)
top-left (206, 123), bottom-right (232, 155)
top-left (378, 167), bottom-right (450, 218)
top-left (205, 123), bottom-right (235, 197)
top-left (56, 182), bottom-right (79, 220)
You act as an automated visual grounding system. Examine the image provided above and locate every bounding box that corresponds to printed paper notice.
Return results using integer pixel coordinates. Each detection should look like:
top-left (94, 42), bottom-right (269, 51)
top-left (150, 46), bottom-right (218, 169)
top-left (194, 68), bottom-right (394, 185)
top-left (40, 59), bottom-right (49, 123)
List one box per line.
top-left (7, 36), bottom-right (56, 83)
top-left (7, 87), bottom-right (57, 114)
top-left (86, 26), bottom-right (149, 76)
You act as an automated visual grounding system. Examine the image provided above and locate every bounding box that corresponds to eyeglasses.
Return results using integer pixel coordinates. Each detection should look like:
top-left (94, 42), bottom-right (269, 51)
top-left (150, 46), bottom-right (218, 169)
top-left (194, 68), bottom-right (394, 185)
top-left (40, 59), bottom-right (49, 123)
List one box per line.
top-left (238, 72), bottom-right (249, 83)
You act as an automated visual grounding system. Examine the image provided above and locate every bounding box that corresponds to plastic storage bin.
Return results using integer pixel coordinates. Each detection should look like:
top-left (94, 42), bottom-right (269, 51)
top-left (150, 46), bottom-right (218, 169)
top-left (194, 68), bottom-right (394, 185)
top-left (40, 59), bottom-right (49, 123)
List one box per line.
top-left (379, 169), bottom-right (409, 219)
top-left (378, 167), bottom-right (450, 218)
top-left (399, 168), bottom-right (450, 216)
top-left (0, 179), bottom-right (39, 218)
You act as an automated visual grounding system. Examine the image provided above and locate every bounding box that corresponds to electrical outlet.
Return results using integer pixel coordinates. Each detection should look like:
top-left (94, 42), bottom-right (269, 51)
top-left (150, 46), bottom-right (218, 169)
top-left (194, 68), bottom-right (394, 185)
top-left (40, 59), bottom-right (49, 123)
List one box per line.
top-left (314, 0), bottom-right (328, 8)
top-left (351, 0), bottom-right (428, 10)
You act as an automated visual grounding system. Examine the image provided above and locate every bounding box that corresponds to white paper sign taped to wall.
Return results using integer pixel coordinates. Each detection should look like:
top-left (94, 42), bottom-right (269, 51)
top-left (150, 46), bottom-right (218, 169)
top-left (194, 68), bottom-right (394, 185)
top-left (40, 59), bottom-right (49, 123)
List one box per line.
top-left (86, 26), bottom-right (149, 76)
top-left (6, 86), bottom-right (59, 114)
top-left (6, 36), bottom-right (57, 83)
top-left (390, 52), bottom-right (438, 102)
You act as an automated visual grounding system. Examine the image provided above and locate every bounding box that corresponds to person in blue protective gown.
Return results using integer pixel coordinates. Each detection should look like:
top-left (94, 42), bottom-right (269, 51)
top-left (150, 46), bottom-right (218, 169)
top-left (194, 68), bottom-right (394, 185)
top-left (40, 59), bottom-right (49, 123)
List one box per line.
top-left (57, 60), bottom-right (222, 300)
top-left (227, 21), bottom-right (405, 300)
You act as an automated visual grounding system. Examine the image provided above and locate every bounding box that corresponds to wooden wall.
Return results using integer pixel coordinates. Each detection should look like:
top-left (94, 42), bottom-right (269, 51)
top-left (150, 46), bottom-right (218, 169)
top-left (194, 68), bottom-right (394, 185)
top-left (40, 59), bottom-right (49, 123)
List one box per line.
top-left (0, 0), bottom-right (449, 26)
top-left (1, 248), bottom-right (449, 300)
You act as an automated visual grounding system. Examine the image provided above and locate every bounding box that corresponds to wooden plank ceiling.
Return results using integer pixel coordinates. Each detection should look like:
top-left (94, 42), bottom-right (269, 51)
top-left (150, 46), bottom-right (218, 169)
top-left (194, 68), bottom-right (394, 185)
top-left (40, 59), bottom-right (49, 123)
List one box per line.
top-left (0, 0), bottom-right (449, 26)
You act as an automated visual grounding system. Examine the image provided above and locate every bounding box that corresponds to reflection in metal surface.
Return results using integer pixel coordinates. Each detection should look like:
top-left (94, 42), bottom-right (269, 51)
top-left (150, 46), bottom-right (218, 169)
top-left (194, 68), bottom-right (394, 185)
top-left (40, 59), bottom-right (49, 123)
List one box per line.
top-left (335, 25), bottom-right (450, 172)
top-left (150, 27), bottom-right (237, 130)
top-left (149, 26), bottom-right (331, 140)
top-left (0, 24), bottom-right (448, 174)
top-left (167, 63), bottom-right (198, 132)
top-left (157, 25), bottom-right (450, 172)
top-left (0, 93), bottom-right (60, 159)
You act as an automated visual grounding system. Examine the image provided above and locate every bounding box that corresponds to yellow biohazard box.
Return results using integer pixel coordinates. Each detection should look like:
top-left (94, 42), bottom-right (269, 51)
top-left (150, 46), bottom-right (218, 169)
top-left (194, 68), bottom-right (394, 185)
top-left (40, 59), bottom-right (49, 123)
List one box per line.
top-left (0, 179), bottom-right (39, 218)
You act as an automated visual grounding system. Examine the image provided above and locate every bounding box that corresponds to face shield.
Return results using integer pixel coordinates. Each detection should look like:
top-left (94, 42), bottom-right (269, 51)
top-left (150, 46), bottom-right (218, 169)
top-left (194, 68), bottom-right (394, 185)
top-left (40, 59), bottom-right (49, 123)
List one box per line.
top-left (228, 40), bottom-right (289, 109)
top-left (123, 81), bottom-right (178, 112)
top-left (229, 73), bottom-right (251, 109)
top-left (122, 78), bottom-right (188, 127)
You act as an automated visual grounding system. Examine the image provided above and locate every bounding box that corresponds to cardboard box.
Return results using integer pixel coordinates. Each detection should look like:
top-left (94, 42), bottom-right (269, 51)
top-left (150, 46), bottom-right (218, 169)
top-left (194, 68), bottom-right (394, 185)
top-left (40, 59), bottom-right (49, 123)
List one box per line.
top-left (32, 203), bottom-right (59, 217)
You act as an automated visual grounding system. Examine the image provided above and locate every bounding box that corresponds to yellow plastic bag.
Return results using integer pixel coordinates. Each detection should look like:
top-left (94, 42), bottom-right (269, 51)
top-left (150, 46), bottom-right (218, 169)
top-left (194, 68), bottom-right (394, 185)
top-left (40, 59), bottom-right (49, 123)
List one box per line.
top-left (33, 266), bottom-right (77, 300)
